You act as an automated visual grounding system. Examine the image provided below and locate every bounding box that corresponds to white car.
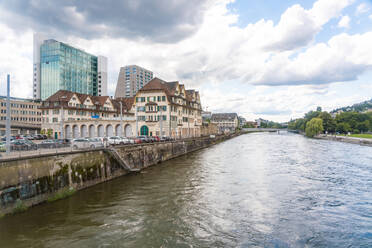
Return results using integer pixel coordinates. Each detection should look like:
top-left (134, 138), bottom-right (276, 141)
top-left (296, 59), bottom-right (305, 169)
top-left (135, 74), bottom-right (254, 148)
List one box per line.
top-left (71, 138), bottom-right (90, 149)
top-left (88, 138), bottom-right (104, 149)
top-left (119, 137), bottom-right (132, 144)
top-left (107, 136), bottom-right (124, 145)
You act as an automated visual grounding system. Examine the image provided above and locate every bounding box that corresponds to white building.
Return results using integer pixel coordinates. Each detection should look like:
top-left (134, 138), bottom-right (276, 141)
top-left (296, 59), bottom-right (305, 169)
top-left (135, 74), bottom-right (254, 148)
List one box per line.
top-left (97, 56), bottom-right (108, 96)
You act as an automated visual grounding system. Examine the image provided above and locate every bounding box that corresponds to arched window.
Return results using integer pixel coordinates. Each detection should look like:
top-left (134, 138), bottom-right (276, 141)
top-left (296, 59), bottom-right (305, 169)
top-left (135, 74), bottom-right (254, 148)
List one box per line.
top-left (140, 125), bottom-right (149, 136)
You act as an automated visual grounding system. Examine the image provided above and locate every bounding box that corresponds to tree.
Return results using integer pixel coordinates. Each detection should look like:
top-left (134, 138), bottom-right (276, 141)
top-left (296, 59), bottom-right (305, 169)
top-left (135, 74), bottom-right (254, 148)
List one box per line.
top-left (318, 112), bottom-right (336, 133)
top-left (316, 106), bottom-right (322, 112)
top-left (356, 120), bottom-right (369, 133)
top-left (47, 129), bottom-right (53, 138)
top-left (336, 122), bottom-right (351, 134)
top-left (305, 118), bottom-right (324, 138)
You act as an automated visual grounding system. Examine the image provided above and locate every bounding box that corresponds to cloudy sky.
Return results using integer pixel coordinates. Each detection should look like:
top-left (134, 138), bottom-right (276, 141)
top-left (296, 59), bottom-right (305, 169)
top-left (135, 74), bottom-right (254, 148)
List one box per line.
top-left (0, 0), bottom-right (372, 122)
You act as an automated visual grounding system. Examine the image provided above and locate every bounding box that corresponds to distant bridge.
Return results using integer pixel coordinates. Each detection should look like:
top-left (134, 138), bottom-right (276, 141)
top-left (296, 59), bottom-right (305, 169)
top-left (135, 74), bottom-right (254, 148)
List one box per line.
top-left (242, 128), bottom-right (287, 132)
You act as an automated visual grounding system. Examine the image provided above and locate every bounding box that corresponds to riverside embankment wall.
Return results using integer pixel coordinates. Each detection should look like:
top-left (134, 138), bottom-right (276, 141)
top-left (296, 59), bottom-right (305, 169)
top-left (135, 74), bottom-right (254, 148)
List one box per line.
top-left (0, 133), bottom-right (239, 215)
top-left (316, 135), bottom-right (372, 147)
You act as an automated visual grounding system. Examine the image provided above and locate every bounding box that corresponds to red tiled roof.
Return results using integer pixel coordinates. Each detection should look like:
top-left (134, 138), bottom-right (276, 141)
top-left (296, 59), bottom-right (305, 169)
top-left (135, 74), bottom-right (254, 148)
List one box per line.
top-left (113, 97), bottom-right (135, 111)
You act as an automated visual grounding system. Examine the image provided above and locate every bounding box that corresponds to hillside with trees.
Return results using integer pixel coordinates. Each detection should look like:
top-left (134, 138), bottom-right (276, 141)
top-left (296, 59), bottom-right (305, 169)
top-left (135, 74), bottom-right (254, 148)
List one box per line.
top-left (288, 106), bottom-right (372, 137)
top-left (331, 99), bottom-right (372, 114)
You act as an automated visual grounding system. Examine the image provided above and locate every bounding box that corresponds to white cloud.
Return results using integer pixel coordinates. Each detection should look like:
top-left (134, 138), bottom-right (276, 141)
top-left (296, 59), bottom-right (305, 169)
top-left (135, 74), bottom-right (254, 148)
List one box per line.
top-left (338, 15), bottom-right (351, 28)
top-left (356, 3), bottom-right (370, 15)
top-left (0, 0), bottom-right (370, 121)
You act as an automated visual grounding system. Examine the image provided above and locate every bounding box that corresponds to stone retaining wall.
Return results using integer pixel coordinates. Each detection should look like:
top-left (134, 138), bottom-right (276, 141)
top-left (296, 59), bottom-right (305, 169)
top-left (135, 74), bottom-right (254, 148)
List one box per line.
top-left (0, 133), bottom-right (239, 215)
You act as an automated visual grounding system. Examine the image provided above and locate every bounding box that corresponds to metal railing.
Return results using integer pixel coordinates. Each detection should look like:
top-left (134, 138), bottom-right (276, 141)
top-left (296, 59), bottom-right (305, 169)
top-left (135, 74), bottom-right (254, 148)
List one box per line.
top-left (0, 134), bottom-right (234, 162)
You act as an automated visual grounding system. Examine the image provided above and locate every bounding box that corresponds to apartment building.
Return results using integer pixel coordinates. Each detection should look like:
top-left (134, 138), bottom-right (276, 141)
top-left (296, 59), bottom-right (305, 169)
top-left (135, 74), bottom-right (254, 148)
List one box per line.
top-left (134, 78), bottom-right (202, 138)
top-left (115, 65), bottom-right (153, 98)
top-left (211, 113), bottom-right (239, 133)
top-left (40, 90), bottom-right (135, 139)
top-left (0, 96), bottom-right (41, 135)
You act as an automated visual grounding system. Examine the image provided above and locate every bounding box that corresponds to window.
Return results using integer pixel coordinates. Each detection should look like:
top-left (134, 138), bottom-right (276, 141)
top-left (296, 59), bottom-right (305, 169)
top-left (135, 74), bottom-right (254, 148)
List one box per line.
top-left (52, 117), bottom-right (58, 122)
top-left (162, 96), bottom-right (166, 101)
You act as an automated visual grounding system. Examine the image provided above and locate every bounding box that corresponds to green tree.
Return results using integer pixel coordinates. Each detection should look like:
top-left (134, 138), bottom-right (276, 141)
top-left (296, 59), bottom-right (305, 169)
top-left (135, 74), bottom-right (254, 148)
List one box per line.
top-left (318, 112), bottom-right (336, 133)
top-left (336, 122), bottom-right (351, 134)
top-left (305, 118), bottom-right (324, 138)
top-left (356, 120), bottom-right (370, 133)
top-left (47, 129), bottom-right (53, 138)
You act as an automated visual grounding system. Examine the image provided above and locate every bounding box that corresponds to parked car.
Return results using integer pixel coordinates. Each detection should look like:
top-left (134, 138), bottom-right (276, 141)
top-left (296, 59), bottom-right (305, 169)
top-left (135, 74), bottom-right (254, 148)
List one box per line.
top-left (119, 137), bottom-right (132, 145)
top-left (160, 136), bottom-right (173, 142)
top-left (137, 135), bottom-right (150, 143)
top-left (71, 138), bottom-right (90, 149)
top-left (40, 139), bottom-right (58, 148)
top-left (11, 139), bottom-right (38, 151)
top-left (0, 142), bottom-right (6, 152)
top-left (88, 138), bottom-right (104, 149)
top-left (107, 136), bottom-right (123, 146)
top-left (133, 137), bottom-right (142, 144)
top-left (127, 138), bottom-right (136, 144)
top-left (1, 136), bottom-right (16, 141)
top-left (33, 134), bottom-right (43, 140)
top-left (25, 135), bottom-right (34, 140)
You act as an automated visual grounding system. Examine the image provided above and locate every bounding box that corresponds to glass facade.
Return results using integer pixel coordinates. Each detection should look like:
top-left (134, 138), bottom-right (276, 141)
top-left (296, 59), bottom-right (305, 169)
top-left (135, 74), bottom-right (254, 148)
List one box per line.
top-left (40, 40), bottom-right (98, 100)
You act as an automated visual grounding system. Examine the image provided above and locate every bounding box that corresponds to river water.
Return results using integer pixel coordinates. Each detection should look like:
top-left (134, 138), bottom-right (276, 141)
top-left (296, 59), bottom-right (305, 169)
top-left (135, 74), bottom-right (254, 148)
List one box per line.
top-left (0, 132), bottom-right (371, 247)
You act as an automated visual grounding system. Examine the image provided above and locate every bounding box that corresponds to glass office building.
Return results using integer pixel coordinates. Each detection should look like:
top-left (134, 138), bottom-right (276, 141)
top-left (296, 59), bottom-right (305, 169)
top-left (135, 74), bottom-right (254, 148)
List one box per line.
top-left (40, 39), bottom-right (98, 100)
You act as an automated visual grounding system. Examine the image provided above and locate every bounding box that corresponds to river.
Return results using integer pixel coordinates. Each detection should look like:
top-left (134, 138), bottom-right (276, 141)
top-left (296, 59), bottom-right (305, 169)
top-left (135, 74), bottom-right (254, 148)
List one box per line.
top-left (0, 132), bottom-right (371, 247)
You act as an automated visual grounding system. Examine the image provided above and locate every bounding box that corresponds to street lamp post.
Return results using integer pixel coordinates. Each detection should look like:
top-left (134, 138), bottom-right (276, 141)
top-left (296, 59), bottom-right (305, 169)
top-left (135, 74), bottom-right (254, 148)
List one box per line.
top-left (60, 104), bottom-right (64, 139)
top-left (159, 106), bottom-right (163, 137)
top-left (6, 75), bottom-right (11, 155)
top-left (120, 101), bottom-right (123, 136)
top-left (135, 105), bottom-right (138, 136)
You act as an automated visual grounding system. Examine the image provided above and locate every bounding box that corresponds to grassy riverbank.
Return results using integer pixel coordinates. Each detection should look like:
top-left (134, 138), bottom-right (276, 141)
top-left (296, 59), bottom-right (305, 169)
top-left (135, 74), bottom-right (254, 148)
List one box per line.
top-left (337, 134), bottom-right (372, 139)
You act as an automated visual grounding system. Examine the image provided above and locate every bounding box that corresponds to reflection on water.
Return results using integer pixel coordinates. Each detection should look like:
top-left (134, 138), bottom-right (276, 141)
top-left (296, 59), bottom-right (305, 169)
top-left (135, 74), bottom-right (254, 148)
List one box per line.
top-left (0, 132), bottom-right (371, 247)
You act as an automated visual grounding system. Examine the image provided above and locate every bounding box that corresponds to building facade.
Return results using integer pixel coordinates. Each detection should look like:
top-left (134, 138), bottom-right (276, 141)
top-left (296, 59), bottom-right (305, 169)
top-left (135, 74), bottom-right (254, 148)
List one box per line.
top-left (238, 116), bottom-right (247, 128)
top-left (115, 65), bottom-right (153, 98)
top-left (40, 90), bottom-right (135, 139)
top-left (133, 78), bottom-right (202, 138)
top-left (211, 113), bottom-right (239, 133)
top-left (33, 34), bottom-right (107, 100)
top-left (0, 96), bottom-right (41, 135)
top-left (97, 56), bottom-right (108, 96)
top-left (255, 118), bottom-right (269, 127)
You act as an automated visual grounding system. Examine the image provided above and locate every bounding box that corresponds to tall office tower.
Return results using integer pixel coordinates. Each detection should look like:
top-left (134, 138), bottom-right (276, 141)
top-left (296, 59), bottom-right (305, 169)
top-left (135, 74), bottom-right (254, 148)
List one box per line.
top-left (33, 33), bottom-right (46, 99)
top-left (115, 65), bottom-right (153, 98)
top-left (33, 33), bottom-right (108, 100)
top-left (97, 56), bottom-right (108, 96)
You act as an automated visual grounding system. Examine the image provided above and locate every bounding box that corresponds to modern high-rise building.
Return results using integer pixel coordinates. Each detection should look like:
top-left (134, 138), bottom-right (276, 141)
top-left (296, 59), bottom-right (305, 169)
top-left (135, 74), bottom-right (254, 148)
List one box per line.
top-left (97, 56), bottom-right (108, 96)
top-left (115, 65), bottom-right (153, 98)
top-left (33, 34), bottom-right (107, 100)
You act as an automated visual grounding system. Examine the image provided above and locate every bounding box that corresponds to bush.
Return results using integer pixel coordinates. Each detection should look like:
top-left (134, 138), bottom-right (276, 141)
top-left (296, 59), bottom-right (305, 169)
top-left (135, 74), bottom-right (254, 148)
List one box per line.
top-left (12, 200), bottom-right (28, 214)
top-left (305, 118), bottom-right (324, 138)
top-left (48, 187), bottom-right (76, 202)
